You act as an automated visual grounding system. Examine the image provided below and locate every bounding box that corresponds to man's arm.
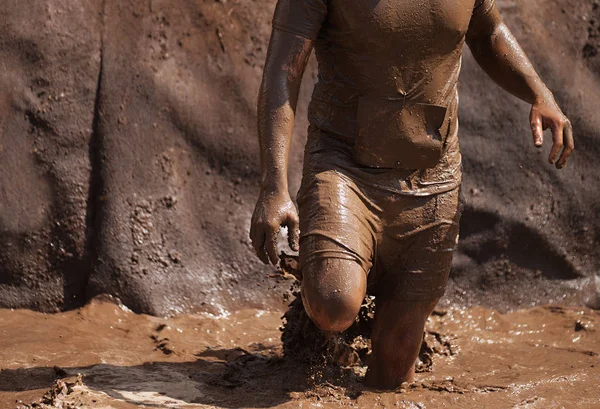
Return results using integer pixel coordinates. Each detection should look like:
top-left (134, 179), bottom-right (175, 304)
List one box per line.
top-left (250, 30), bottom-right (313, 265)
top-left (466, 1), bottom-right (574, 169)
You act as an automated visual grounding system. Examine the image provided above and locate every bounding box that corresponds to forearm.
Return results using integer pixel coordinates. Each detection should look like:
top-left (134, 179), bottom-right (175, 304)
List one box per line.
top-left (467, 18), bottom-right (553, 105)
top-left (257, 84), bottom-right (295, 192)
top-left (466, 4), bottom-right (573, 168)
top-left (257, 31), bottom-right (312, 193)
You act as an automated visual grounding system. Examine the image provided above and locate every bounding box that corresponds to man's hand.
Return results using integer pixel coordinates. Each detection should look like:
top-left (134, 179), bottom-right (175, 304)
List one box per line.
top-left (250, 188), bottom-right (300, 265)
top-left (530, 97), bottom-right (574, 169)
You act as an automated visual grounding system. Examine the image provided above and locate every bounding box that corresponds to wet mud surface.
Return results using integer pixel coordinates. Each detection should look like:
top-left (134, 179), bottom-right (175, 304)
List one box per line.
top-left (0, 0), bottom-right (599, 316)
top-left (1, 296), bottom-right (598, 409)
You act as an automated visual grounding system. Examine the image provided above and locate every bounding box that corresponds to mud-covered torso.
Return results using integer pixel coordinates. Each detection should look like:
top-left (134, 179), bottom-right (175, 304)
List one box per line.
top-left (330, 0), bottom-right (474, 49)
top-left (309, 0), bottom-right (477, 138)
top-left (321, 0), bottom-right (472, 93)
top-left (273, 0), bottom-right (495, 193)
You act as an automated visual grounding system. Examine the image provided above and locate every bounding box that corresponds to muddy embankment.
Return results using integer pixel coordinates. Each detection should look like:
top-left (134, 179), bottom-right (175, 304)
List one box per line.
top-left (0, 0), bottom-right (599, 315)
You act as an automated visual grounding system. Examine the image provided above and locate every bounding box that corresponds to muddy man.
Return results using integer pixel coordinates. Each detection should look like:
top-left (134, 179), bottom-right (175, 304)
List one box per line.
top-left (250, 0), bottom-right (574, 389)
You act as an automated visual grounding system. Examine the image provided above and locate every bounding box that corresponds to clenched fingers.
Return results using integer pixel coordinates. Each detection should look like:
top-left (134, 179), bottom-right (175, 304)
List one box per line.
top-left (250, 222), bottom-right (270, 264)
top-left (286, 213), bottom-right (300, 252)
top-left (265, 225), bottom-right (280, 265)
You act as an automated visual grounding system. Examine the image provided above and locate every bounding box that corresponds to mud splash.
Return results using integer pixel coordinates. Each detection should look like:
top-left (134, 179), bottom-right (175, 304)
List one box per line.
top-left (1, 296), bottom-right (598, 409)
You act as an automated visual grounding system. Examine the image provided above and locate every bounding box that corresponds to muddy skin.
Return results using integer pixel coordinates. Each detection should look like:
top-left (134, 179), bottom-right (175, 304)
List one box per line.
top-left (251, 0), bottom-right (575, 390)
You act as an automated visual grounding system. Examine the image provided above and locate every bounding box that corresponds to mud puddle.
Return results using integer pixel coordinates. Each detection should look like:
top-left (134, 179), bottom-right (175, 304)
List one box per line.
top-left (0, 296), bottom-right (598, 409)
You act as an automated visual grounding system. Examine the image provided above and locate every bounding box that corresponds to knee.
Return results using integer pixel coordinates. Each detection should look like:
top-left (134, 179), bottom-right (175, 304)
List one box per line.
top-left (302, 288), bottom-right (363, 332)
top-left (301, 259), bottom-right (366, 333)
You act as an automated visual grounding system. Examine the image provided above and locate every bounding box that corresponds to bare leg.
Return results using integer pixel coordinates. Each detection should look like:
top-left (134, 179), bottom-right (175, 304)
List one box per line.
top-left (364, 296), bottom-right (440, 389)
top-left (301, 258), bottom-right (367, 333)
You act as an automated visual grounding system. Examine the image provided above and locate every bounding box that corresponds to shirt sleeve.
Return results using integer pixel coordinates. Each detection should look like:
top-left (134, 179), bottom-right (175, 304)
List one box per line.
top-left (472, 0), bottom-right (495, 19)
top-left (272, 0), bottom-right (328, 41)
top-left (468, 0), bottom-right (497, 35)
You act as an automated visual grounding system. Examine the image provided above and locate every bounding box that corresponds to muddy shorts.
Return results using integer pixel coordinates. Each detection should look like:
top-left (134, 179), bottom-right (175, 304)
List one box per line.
top-left (297, 127), bottom-right (463, 301)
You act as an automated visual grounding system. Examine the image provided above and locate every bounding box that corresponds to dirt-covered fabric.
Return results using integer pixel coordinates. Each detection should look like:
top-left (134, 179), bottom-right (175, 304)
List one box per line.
top-left (298, 129), bottom-right (462, 299)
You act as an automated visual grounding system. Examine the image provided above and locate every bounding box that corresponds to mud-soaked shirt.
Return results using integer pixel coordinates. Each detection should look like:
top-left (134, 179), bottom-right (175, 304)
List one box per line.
top-left (273, 0), bottom-right (496, 196)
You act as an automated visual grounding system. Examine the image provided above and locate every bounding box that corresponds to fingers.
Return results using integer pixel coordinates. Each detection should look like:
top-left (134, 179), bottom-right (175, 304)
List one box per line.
top-left (548, 120), bottom-right (565, 166)
top-left (250, 222), bottom-right (280, 265)
top-left (250, 222), bottom-right (270, 264)
top-left (250, 197), bottom-right (298, 265)
top-left (556, 120), bottom-right (574, 169)
top-left (531, 101), bottom-right (574, 170)
top-left (286, 213), bottom-right (300, 252)
top-left (265, 225), bottom-right (280, 265)
top-left (530, 107), bottom-right (544, 147)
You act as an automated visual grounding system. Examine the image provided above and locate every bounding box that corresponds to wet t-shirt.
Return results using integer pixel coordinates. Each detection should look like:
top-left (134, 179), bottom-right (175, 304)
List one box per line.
top-left (273, 0), bottom-right (496, 195)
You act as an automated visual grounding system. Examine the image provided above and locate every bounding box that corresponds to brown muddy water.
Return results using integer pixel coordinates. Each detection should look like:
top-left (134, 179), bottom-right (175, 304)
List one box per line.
top-left (1, 296), bottom-right (599, 409)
